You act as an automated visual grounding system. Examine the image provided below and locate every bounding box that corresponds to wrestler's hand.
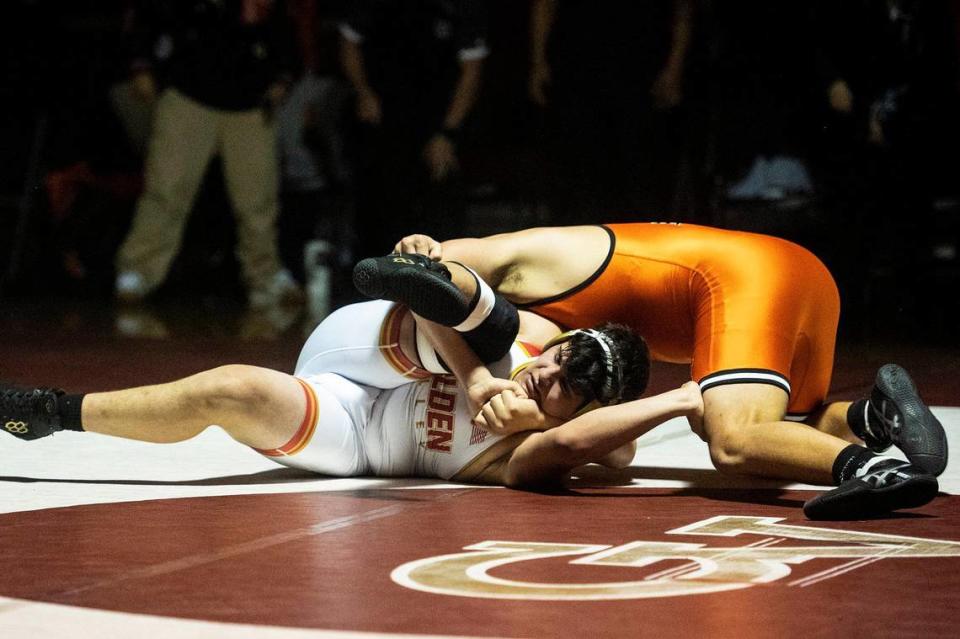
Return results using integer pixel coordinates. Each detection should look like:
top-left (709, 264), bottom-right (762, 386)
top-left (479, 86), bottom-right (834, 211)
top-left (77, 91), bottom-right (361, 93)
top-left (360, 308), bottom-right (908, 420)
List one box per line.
top-left (394, 234), bottom-right (442, 259)
top-left (681, 381), bottom-right (706, 441)
top-left (473, 389), bottom-right (547, 436)
top-left (466, 377), bottom-right (526, 418)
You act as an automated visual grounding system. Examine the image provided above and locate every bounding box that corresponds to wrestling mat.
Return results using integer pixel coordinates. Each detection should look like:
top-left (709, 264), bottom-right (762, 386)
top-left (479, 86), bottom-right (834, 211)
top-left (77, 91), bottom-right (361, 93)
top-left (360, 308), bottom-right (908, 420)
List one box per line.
top-left (2, 410), bottom-right (958, 638)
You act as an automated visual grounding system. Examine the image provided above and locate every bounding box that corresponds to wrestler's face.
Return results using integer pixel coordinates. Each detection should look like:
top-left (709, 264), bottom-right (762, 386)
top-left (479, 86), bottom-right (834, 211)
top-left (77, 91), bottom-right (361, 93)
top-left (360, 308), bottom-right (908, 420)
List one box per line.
top-left (516, 344), bottom-right (585, 420)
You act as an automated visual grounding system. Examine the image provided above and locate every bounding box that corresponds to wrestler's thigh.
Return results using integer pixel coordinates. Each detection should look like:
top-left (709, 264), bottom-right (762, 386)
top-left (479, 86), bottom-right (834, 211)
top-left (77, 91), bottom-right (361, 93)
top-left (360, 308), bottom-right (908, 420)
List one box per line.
top-left (261, 373), bottom-right (374, 476)
top-left (701, 383), bottom-right (789, 441)
top-left (295, 300), bottom-right (423, 389)
top-left (212, 365), bottom-right (309, 448)
top-left (296, 300), bottom-right (392, 373)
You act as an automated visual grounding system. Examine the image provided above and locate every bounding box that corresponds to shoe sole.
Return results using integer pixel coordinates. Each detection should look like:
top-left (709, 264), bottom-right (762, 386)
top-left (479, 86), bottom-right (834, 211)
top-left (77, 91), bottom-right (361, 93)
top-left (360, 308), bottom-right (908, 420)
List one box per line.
top-left (874, 364), bottom-right (948, 476)
top-left (804, 473), bottom-right (939, 520)
top-left (353, 257), bottom-right (469, 326)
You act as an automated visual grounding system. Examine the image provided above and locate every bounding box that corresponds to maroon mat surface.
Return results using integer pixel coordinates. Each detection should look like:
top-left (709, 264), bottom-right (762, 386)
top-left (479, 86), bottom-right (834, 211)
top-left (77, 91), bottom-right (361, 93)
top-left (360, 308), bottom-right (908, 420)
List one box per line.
top-left (2, 488), bottom-right (957, 637)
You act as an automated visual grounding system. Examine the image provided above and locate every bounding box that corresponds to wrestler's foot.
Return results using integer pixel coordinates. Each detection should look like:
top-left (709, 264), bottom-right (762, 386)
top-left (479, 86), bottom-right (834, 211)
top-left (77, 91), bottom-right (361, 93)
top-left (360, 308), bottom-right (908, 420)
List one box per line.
top-left (353, 254), bottom-right (471, 325)
top-left (864, 364), bottom-right (948, 476)
top-left (0, 384), bottom-right (64, 440)
top-left (803, 460), bottom-right (938, 520)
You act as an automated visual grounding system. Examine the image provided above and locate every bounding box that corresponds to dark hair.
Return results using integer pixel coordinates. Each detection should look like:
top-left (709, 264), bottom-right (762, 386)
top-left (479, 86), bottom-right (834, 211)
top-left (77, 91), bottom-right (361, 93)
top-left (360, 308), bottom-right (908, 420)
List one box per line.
top-left (560, 322), bottom-right (650, 406)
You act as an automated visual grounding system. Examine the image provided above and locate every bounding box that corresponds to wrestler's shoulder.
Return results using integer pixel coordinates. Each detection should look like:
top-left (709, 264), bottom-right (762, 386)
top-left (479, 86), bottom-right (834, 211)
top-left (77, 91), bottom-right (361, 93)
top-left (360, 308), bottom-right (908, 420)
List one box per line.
top-left (508, 225), bottom-right (610, 254)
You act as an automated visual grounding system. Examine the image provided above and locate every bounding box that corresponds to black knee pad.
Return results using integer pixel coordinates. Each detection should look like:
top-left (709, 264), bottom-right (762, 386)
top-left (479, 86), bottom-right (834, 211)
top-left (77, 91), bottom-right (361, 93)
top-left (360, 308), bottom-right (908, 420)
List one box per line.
top-left (460, 293), bottom-right (520, 362)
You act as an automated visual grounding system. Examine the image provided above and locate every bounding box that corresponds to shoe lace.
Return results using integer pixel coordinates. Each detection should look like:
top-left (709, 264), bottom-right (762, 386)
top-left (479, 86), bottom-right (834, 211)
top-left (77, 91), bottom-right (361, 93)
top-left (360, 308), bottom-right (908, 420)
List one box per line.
top-left (1, 389), bottom-right (32, 413)
top-left (398, 252), bottom-right (452, 280)
top-left (422, 258), bottom-right (451, 280)
top-left (0, 387), bottom-right (60, 415)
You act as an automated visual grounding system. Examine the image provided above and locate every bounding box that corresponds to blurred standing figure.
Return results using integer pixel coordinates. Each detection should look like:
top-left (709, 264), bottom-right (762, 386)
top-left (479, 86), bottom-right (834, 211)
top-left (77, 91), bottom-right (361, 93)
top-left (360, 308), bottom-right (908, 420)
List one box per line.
top-left (812, 0), bottom-right (959, 329)
top-left (528, 0), bottom-right (693, 224)
top-left (339, 0), bottom-right (489, 259)
top-left (276, 0), bottom-right (351, 193)
top-left (115, 0), bottom-right (304, 308)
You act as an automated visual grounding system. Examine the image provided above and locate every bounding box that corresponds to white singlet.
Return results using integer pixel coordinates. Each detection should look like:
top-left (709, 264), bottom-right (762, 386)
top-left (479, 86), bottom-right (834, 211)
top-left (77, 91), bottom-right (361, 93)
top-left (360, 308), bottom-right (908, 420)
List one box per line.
top-left (296, 299), bottom-right (430, 388)
top-left (258, 301), bottom-right (540, 479)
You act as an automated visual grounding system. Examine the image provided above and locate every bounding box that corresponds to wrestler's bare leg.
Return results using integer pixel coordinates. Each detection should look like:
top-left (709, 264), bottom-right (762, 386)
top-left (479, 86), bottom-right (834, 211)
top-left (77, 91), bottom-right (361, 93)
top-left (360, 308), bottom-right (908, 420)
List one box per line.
top-left (80, 365), bottom-right (304, 450)
top-left (444, 261), bottom-right (478, 298)
top-left (701, 384), bottom-right (850, 484)
top-left (804, 401), bottom-right (859, 443)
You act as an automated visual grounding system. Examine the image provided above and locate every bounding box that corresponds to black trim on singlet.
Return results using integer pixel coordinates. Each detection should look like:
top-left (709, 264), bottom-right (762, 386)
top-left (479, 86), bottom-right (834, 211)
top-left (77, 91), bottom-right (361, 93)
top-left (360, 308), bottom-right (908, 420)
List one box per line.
top-left (698, 368), bottom-right (791, 396)
top-left (516, 225), bottom-right (617, 310)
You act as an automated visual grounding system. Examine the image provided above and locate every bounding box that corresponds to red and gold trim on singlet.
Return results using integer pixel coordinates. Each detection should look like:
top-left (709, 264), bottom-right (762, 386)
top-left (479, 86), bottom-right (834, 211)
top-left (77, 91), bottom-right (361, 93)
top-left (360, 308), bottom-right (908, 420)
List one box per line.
top-left (517, 341), bottom-right (542, 358)
top-left (508, 341), bottom-right (542, 380)
top-left (255, 378), bottom-right (319, 457)
top-left (379, 303), bottom-right (431, 380)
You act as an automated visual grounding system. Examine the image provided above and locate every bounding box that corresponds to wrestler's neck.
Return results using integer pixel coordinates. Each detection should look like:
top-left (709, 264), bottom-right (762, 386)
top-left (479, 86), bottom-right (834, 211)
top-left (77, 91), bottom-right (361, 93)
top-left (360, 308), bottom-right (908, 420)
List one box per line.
top-left (517, 310), bottom-right (562, 347)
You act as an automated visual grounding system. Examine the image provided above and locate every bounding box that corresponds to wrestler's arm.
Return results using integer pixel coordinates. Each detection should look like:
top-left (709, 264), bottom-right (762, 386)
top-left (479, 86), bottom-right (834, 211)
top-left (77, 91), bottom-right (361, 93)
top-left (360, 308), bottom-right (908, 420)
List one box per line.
top-left (417, 318), bottom-right (650, 466)
top-left (439, 236), bottom-right (519, 288)
top-left (396, 229), bottom-right (548, 291)
top-left (502, 383), bottom-right (702, 487)
top-left (414, 315), bottom-right (538, 421)
top-left (596, 440), bottom-right (638, 469)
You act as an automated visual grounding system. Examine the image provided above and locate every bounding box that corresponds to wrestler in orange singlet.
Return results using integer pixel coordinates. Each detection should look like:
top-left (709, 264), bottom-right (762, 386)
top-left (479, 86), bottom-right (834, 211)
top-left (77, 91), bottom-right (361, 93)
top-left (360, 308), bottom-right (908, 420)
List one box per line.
top-left (410, 222), bottom-right (837, 419)
top-left (518, 223), bottom-right (840, 420)
top-left (391, 222), bottom-right (946, 515)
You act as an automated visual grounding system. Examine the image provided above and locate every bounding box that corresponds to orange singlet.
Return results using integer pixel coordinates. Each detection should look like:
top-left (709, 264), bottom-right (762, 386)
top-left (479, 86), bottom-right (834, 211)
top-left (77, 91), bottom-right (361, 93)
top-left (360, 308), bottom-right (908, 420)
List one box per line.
top-left (520, 223), bottom-right (840, 419)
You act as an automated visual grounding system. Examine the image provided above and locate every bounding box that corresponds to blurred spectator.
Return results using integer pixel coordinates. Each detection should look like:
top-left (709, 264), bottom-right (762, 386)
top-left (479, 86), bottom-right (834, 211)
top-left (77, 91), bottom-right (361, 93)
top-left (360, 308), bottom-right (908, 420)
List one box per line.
top-left (814, 0), bottom-right (958, 192)
top-left (808, 0), bottom-right (960, 336)
top-left (114, 0), bottom-right (304, 308)
top-left (528, 0), bottom-right (693, 224)
top-left (339, 0), bottom-right (488, 259)
top-left (273, 0), bottom-right (354, 317)
top-left (18, 3), bottom-right (145, 295)
top-left (276, 0), bottom-right (350, 194)
top-left (707, 1), bottom-right (819, 206)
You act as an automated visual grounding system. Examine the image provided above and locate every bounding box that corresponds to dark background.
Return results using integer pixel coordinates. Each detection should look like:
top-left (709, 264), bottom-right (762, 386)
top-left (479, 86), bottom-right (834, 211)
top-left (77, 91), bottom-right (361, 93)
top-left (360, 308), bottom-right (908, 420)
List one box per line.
top-left (1, 0), bottom-right (959, 348)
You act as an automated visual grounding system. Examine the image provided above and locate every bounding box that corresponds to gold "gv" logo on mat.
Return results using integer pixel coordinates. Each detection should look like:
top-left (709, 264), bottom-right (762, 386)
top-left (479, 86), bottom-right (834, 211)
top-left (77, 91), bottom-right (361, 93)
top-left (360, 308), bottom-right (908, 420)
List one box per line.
top-left (393, 515), bottom-right (960, 600)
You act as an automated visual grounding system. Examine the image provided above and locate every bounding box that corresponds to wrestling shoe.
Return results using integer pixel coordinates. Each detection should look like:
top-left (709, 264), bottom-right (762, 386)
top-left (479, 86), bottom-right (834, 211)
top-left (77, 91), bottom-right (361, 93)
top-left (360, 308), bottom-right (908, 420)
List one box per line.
top-left (862, 364), bottom-right (948, 476)
top-left (115, 270), bottom-right (150, 303)
top-left (803, 459), bottom-right (938, 520)
top-left (353, 253), bottom-right (470, 325)
top-left (0, 384), bottom-right (64, 440)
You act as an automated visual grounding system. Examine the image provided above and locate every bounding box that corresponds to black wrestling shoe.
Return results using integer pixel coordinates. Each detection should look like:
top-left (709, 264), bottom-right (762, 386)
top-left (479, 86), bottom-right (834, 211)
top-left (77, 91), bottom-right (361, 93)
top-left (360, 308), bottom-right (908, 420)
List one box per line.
top-left (0, 384), bottom-right (64, 440)
top-left (353, 253), bottom-right (471, 325)
top-left (803, 460), bottom-right (938, 520)
top-left (865, 364), bottom-right (948, 476)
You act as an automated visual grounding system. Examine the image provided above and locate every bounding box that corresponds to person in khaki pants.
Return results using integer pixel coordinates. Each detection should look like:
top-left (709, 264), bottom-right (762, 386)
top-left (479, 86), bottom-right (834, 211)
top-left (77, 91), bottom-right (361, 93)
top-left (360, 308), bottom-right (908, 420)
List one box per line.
top-left (115, 0), bottom-right (302, 308)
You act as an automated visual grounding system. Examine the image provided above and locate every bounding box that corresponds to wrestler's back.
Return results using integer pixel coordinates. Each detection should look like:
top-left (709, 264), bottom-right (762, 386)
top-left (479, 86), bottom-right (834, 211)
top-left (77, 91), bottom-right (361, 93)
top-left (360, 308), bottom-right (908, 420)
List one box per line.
top-left (484, 223), bottom-right (834, 365)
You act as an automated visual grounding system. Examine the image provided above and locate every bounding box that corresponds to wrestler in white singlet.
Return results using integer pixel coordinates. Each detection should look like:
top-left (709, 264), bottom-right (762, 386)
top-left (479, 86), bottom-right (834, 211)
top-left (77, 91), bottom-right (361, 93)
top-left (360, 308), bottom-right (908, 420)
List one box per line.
top-left (260, 301), bottom-right (537, 479)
